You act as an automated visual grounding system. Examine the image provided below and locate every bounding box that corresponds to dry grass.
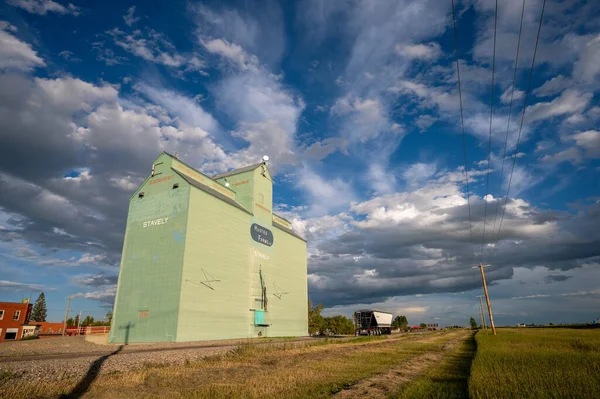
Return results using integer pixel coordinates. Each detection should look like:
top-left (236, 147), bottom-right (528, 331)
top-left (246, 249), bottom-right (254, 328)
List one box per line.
top-left (0, 331), bottom-right (460, 399)
top-left (469, 328), bottom-right (600, 399)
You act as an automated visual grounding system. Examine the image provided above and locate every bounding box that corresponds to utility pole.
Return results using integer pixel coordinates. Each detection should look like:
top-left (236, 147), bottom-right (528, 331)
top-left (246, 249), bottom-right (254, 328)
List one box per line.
top-left (77, 310), bottom-right (83, 335)
top-left (62, 297), bottom-right (71, 337)
top-left (473, 264), bottom-right (496, 335)
top-left (477, 295), bottom-right (487, 329)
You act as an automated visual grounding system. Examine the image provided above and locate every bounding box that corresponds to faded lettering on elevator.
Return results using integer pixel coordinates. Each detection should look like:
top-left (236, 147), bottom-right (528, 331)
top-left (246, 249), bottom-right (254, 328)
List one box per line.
top-left (143, 217), bottom-right (169, 228)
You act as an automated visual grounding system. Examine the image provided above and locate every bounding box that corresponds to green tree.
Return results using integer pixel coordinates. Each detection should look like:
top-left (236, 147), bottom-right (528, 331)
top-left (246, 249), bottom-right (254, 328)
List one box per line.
top-left (308, 301), bottom-right (324, 335)
top-left (322, 315), bottom-right (355, 335)
top-left (470, 317), bottom-right (478, 329)
top-left (420, 323), bottom-right (427, 328)
top-left (106, 311), bottom-right (113, 324)
top-left (81, 316), bottom-right (95, 327)
top-left (66, 317), bottom-right (75, 327)
top-left (392, 315), bottom-right (409, 330)
top-left (74, 314), bottom-right (80, 327)
top-left (30, 292), bottom-right (47, 322)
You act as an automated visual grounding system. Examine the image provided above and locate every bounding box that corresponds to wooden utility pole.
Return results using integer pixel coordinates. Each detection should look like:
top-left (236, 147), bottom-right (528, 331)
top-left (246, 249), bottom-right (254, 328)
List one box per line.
top-left (62, 296), bottom-right (71, 337)
top-left (477, 295), bottom-right (487, 329)
top-left (473, 264), bottom-right (496, 335)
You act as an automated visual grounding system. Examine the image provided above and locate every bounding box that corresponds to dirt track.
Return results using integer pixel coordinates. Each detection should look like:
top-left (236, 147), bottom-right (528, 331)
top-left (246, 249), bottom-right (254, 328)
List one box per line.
top-left (333, 331), bottom-right (470, 398)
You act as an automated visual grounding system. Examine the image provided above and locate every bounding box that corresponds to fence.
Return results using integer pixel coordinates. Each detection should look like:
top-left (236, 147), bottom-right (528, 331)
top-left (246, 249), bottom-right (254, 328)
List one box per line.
top-left (65, 326), bottom-right (111, 336)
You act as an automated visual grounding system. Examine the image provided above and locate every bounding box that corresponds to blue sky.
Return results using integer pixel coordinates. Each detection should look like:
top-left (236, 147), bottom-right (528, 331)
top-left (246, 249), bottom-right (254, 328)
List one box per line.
top-left (0, 0), bottom-right (599, 327)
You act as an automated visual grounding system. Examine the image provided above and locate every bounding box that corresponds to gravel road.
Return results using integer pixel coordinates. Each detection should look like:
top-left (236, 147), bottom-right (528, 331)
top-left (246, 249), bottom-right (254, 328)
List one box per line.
top-left (0, 335), bottom-right (352, 381)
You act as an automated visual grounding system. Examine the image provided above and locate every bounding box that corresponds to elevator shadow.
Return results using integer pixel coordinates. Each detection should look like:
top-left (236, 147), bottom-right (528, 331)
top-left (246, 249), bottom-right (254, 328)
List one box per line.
top-left (59, 322), bottom-right (134, 399)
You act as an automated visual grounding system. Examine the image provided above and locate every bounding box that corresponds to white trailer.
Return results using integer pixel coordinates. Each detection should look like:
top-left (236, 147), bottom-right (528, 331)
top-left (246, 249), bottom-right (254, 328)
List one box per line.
top-left (353, 309), bottom-right (393, 336)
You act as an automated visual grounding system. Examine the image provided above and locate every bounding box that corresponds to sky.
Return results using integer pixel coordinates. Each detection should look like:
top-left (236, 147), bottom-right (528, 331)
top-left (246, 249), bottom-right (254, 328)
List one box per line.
top-left (0, 0), bottom-right (599, 327)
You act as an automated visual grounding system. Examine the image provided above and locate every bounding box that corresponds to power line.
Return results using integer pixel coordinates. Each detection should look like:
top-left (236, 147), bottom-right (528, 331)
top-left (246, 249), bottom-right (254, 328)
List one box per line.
top-left (497, 0), bottom-right (547, 242)
top-left (491, 0), bottom-right (526, 247)
top-left (451, 0), bottom-right (474, 261)
top-left (481, 0), bottom-right (499, 259)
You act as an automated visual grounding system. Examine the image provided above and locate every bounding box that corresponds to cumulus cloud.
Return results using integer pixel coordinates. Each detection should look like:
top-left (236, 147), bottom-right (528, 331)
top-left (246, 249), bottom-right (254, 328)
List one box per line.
top-left (298, 167), bottom-right (600, 307)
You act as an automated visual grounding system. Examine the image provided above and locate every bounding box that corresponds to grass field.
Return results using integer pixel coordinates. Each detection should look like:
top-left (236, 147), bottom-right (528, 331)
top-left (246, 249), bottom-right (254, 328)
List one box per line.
top-left (394, 332), bottom-right (476, 399)
top-left (469, 328), bottom-right (600, 399)
top-left (2, 328), bottom-right (598, 398)
top-left (0, 331), bottom-right (460, 399)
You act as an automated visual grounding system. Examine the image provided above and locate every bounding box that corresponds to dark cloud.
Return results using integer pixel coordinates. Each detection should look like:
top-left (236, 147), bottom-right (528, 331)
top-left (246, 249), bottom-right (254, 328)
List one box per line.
top-left (305, 184), bottom-right (600, 307)
top-left (75, 274), bottom-right (119, 287)
top-left (544, 274), bottom-right (573, 284)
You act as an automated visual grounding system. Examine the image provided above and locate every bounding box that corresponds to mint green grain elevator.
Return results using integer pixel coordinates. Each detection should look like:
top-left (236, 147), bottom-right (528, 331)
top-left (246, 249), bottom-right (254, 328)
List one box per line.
top-left (109, 153), bottom-right (308, 343)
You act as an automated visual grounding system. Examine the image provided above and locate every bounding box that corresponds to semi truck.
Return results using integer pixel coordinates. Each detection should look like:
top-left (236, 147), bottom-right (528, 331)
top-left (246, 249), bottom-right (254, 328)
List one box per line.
top-left (353, 309), bottom-right (393, 336)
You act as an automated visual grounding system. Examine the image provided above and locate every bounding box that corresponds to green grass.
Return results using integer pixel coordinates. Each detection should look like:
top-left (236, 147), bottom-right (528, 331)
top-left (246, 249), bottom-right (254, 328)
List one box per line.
top-left (393, 332), bottom-right (476, 399)
top-left (469, 328), bottom-right (600, 399)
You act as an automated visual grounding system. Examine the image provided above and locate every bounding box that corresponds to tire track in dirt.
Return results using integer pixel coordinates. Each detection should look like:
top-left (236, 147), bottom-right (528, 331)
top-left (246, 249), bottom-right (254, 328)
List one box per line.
top-left (333, 331), bottom-right (471, 399)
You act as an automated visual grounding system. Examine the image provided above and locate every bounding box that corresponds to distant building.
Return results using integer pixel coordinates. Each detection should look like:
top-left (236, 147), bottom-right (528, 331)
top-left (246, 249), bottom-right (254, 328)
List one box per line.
top-left (37, 322), bottom-right (65, 336)
top-left (0, 301), bottom-right (38, 342)
top-left (426, 323), bottom-right (440, 331)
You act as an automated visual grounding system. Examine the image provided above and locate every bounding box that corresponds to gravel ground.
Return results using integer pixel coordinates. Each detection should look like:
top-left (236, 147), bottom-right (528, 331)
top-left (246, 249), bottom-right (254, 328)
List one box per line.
top-left (0, 335), bottom-right (346, 381)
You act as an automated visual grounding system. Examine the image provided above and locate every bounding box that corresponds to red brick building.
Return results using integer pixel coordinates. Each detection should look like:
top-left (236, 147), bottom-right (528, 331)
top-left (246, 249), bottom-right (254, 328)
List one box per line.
top-left (0, 302), bottom-right (34, 342)
top-left (37, 322), bottom-right (65, 337)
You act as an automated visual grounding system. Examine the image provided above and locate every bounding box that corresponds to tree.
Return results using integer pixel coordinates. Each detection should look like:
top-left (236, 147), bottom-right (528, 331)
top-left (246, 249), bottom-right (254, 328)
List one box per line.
top-left (30, 292), bottom-right (47, 322)
top-left (469, 317), bottom-right (478, 329)
top-left (322, 315), bottom-right (355, 335)
top-left (66, 317), bottom-right (75, 327)
top-left (81, 316), bottom-right (95, 327)
top-left (106, 311), bottom-right (113, 324)
top-left (74, 314), bottom-right (80, 327)
top-left (420, 323), bottom-right (427, 328)
top-left (308, 301), bottom-right (324, 335)
top-left (392, 315), bottom-right (408, 330)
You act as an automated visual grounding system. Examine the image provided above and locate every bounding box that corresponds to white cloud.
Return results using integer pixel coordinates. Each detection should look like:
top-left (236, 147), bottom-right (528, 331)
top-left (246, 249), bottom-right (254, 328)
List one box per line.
top-left (572, 130), bottom-right (600, 158)
top-left (500, 88), bottom-right (524, 104)
top-left (330, 95), bottom-right (398, 143)
top-left (298, 168), bottom-right (355, 216)
top-left (0, 280), bottom-right (46, 292)
top-left (415, 115), bottom-right (436, 131)
top-left (58, 50), bottom-right (81, 63)
top-left (123, 6), bottom-right (140, 27)
top-left (108, 28), bottom-right (206, 72)
top-left (71, 286), bottom-right (116, 303)
top-left (201, 38), bottom-right (259, 71)
top-left (0, 23), bottom-right (45, 71)
top-left (526, 90), bottom-right (592, 123)
top-left (136, 83), bottom-right (219, 134)
top-left (540, 147), bottom-right (582, 165)
top-left (572, 33), bottom-right (600, 83)
top-left (7, 0), bottom-right (80, 16)
top-left (396, 42), bottom-right (441, 60)
top-left (532, 75), bottom-right (569, 97)
top-left (402, 163), bottom-right (437, 187)
top-left (109, 176), bottom-right (140, 191)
